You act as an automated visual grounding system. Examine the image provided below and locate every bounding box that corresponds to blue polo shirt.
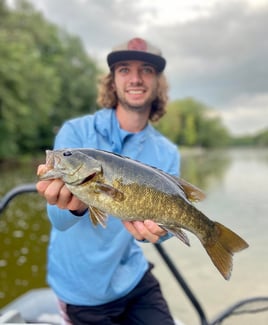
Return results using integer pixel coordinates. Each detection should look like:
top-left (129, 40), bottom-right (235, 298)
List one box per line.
top-left (46, 108), bottom-right (180, 306)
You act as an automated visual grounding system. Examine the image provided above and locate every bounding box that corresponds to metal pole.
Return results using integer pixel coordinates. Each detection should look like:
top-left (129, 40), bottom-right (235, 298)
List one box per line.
top-left (0, 183), bottom-right (37, 213)
top-left (154, 243), bottom-right (209, 325)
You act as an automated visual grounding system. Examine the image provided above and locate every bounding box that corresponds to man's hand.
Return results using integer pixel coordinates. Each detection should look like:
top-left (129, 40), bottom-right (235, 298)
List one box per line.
top-left (123, 220), bottom-right (167, 243)
top-left (36, 164), bottom-right (88, 214)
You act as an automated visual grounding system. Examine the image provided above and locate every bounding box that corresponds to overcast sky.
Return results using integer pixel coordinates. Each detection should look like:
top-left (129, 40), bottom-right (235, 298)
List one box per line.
top-left (20, 0), bottom-right (268, 135)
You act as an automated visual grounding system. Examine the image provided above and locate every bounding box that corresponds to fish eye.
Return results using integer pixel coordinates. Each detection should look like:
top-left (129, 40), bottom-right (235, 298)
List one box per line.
top-left (63, 151), bottom-right (72, 157)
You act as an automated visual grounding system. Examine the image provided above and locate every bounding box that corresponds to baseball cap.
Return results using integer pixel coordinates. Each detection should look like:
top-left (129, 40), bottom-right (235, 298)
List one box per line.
top-left (107, 37), bottom-right (166, 73)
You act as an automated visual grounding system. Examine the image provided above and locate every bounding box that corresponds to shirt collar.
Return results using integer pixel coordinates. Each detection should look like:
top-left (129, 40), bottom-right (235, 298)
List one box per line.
top-left (95, 108), bottom-right (149, 147)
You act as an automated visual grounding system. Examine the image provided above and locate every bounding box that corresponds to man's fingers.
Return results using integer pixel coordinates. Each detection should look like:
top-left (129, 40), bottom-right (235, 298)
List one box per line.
top-left (123, 221), bottom-right (144, 241)
top-left (123, 220), bottom-right (165, 243)
top-left (144, 220), bottom-right (167, 237)
top-left (36, 180), bottom-right (53, 196)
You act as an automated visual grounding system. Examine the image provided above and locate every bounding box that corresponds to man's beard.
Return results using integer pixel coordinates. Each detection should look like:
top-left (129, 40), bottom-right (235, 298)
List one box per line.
top-left (118, 99), bottom-right (148, 113)
top-left (117, 90), bottom-right (157, 114)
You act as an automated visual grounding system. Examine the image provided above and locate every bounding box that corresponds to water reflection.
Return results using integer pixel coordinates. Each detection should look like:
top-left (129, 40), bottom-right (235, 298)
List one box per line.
top-left (0, 187), bottom-right (49, 305)
top-left (180, 148), bottom-right (231, 192)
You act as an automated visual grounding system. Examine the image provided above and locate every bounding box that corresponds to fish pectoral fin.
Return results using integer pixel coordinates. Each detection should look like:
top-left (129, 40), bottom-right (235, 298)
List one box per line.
top-left (161, 225), bottom-right (190, 247)
top-left (89, 206), bottom-right (108, 228)
top-left (95, 182), bottom-right (125, 202)
top-left (177, 178), bottom-right (206, 202)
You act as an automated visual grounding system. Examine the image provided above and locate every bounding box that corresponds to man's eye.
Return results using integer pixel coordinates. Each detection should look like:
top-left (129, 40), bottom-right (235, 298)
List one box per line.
top-left (143, 67), bottom-right (154, 74)
top-left (119, 67), bottom-right (129, 73)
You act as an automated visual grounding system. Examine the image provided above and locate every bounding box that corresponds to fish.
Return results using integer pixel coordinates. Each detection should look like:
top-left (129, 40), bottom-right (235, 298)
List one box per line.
top-left (38, 148), bottom-right (249, 280)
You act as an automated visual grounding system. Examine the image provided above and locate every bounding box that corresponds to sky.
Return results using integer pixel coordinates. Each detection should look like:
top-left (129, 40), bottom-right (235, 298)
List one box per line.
top-left (14, 0), bottom-right (268, 135)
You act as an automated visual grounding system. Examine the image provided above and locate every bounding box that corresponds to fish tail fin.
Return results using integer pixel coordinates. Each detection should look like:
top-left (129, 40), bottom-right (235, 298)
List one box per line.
top-left (204, 222), bottom-right (249, 280)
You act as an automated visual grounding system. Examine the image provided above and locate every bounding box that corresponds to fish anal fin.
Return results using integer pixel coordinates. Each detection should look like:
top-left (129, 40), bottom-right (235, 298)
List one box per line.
top-left (204, 222), bottom-right (249, 280)
top-left (161, 225), bottom-right (190, 247)
top-left (95, 182), bottom-right (125, 202)
top-left (89, 206), bottom-right (108, 228)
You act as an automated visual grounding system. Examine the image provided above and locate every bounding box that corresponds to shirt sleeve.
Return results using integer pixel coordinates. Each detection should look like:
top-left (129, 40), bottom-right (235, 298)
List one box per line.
top-left (54, 119), bottom-right (88, 149)
top-left (47, 204), bottom-right (88, 230)
top-left (167, 147), bottom-right (181, 177)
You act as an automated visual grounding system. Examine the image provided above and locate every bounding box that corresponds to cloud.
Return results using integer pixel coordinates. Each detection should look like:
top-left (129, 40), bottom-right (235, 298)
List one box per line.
top-left (29, 0), bottom-right (145, 55)
top-left (153, 2), bottom-right (268, 103)
top-left (219, 93), bottom-right (268, 135)
top-left (21, 0), bottom-right (268, 134)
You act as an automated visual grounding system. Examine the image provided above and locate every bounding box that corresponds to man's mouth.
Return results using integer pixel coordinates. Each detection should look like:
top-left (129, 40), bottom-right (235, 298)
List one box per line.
top-left (127, 89), bottom-right (145, 95)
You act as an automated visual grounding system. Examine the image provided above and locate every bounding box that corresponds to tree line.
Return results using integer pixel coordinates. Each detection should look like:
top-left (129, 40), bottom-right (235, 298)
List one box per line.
top-left (156, 99), bottom-right (268, 148)
top-left (0, 0), bottom-right (267, 160)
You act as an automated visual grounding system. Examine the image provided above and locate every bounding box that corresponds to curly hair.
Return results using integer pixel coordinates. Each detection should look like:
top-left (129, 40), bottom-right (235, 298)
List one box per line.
top-left (96, 71), bottom-right (169, 122)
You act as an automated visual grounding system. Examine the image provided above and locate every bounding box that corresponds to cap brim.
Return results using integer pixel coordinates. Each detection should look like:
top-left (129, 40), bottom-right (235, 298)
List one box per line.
top-left (107, 50), bottom-right (166, 72)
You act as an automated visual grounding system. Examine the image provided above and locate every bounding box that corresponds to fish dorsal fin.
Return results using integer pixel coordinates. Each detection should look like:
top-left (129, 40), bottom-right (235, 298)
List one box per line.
top-left (144, 164), bottom-right (206, 203)
top-left (89, 206), bottom-right (108, 228)
top-left (95, 182), bottom-right (125, 202)
top-left (164, 175), bottom-right (205, 202)
top-left (177, 178), bottom-right (206, 202)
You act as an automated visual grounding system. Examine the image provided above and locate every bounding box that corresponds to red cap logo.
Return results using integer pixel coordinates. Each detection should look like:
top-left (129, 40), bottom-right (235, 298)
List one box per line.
top-left (127, 38), bottom-right (147, 51)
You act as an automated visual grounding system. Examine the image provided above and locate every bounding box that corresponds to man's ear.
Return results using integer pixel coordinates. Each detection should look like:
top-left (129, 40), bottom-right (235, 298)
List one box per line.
top-left (111, 82), bottom-right (116, 91)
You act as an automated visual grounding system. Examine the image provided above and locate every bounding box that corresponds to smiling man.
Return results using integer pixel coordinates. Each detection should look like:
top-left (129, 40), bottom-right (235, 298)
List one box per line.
top-left (36, 37), bottom-right (180, 325)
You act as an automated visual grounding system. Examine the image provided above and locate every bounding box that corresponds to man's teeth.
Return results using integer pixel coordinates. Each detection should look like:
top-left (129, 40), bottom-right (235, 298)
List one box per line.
top-left (128, 90), bottom-right (143, 94)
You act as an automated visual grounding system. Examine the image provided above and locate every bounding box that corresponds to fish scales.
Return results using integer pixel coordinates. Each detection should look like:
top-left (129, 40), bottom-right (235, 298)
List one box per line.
top-left (38, 148), bottom-right (249, 280)
top-left (72, 170), bottom-right (192, 224)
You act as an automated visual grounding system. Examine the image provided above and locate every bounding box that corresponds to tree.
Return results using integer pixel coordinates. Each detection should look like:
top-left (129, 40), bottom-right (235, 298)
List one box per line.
top-left (0, 9), bottom-right (60, 157)
top-left (0, 0), bottom-right (99, 159)
top-left (254, 129), bottom-right (268, 146)
top-left (49, 33), bottom-right (99, 129)
top-left (155, 98), bottom-right (231, 148)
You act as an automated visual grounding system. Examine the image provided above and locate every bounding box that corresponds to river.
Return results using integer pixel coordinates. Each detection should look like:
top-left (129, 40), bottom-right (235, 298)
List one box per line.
top-left (0, 148), bottom-right (267, 324)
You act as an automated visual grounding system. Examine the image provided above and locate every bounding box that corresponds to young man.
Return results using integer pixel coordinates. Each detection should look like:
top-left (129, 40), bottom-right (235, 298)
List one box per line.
top-left (37, 37), bottom-right (180, 324)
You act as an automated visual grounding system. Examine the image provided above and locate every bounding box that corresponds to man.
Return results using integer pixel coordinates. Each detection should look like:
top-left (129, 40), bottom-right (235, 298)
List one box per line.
top-left (37, 37), bottom-right (180, 324)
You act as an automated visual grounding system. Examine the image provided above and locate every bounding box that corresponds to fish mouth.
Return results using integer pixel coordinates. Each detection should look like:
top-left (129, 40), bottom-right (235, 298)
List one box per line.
top-left (46, 150), bottom-right (55, 166)
top-left (38, 150), bottom-right (64, 180)
top-left (38, 150), bottom-right (101, 183)
top-left (37, 151), bottom-right (55, 178)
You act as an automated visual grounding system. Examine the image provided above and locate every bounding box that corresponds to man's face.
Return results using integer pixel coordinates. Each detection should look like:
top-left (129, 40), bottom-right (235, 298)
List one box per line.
top-left (113, 60), bottom-right (158, 113)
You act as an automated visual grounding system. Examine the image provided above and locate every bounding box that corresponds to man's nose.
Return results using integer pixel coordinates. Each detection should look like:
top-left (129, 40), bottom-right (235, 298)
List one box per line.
top-left (129, 70), bottom-right (143, 84)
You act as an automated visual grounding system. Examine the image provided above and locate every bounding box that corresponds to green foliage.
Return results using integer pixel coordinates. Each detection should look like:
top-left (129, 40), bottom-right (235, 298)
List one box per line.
top-left (156, 98), bottom-right (231, 148)
top-left (231, 128), bottom-right (268, 147)
top-left (50, 34), bottom-right (99, 127)
top-left (254, 129), bottom-right (268, 146)
top-left (0, 0), bottom-right (99, 159)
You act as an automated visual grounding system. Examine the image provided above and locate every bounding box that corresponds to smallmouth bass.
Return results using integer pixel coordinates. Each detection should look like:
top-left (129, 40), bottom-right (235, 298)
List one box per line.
top-left (38, 148), bottom-right (249, 280)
